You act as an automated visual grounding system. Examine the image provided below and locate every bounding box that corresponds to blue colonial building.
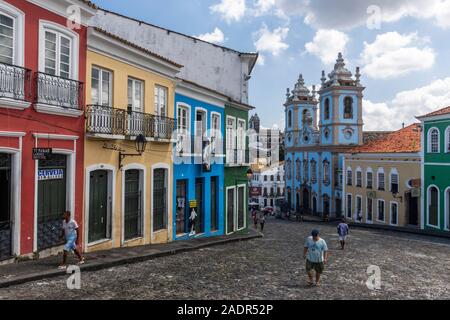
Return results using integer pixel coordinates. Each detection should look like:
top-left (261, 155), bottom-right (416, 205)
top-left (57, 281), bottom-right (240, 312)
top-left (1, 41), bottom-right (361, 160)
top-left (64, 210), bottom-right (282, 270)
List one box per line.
top-left (173, 80), bottom-right (226, 240)
top-left (284, 53), bottom-right (365, 218)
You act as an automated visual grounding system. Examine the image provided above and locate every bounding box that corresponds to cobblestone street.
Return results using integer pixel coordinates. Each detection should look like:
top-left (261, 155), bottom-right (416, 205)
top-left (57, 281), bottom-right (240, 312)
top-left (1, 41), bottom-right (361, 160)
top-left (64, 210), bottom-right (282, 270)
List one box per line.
top-left (1, 218), bottom-right (450, 300)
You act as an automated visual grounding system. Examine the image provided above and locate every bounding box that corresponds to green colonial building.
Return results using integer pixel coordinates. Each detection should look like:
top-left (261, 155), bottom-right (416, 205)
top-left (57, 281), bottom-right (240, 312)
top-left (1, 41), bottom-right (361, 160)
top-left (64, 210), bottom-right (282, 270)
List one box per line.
top-left (417, 106), bottom-right (450, 232)
top-left (224, 102), bottom-right (253, 235)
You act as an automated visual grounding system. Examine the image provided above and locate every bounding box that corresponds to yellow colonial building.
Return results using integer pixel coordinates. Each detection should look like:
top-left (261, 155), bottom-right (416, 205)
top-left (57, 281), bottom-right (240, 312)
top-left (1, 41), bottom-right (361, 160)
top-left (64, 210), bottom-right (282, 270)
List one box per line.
top-left (344, 124), bottom-right (422, 229)
top-left (83, 27), bottom-right (182, 253)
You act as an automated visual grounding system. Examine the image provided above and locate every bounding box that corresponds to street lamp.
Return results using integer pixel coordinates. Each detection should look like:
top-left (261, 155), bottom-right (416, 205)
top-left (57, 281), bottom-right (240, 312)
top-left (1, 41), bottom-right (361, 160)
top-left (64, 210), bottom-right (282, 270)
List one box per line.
top-left (119, 134), bottom-right (147, 169)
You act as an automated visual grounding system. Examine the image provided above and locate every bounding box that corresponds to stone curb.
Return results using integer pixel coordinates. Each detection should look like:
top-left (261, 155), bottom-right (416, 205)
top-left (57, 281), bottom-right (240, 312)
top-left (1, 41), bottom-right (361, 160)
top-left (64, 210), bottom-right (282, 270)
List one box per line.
top-left (0, 232), bottom-right (263, 289)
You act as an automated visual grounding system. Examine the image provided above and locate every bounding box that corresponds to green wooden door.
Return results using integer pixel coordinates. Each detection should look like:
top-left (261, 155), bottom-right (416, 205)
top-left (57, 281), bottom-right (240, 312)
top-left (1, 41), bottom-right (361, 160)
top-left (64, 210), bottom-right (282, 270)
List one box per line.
top-left (37, 154), bottom-right (67, 251)
top-left (89, 170), bottom-right (108, 243)
top-left (124, 170), bottom-right (142, 240)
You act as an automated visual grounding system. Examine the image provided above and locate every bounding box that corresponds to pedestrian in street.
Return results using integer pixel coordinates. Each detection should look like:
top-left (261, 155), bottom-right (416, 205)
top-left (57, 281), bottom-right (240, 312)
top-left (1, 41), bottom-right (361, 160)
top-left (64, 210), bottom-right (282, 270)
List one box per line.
top-left (189, 208), bottom-right (197, 236)
top-left (259, 211), bottom-right (266, 232)
top-left (59, 211), bottom-right (85, 269)
top-left (252, 208), bottom-right (258, 229)
top-left (337, 219), bottom-right (349, 250)
top-left (303, 229), bottom-right (328, 287)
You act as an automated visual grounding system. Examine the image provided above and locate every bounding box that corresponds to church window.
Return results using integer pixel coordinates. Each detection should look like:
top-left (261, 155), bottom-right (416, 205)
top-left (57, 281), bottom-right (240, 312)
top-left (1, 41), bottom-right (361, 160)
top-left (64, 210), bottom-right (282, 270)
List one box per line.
top-left (324, 98), bottom-right (330, 120)
top-left (344, 97), bottom-right (353, 119)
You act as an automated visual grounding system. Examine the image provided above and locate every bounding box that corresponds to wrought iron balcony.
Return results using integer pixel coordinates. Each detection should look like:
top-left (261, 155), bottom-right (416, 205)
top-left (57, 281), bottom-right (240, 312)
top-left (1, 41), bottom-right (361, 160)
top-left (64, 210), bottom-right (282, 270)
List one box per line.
top-left (0, 62), bottom-right (31, 101)
top-left (35, 72), bottom-right (84, 110)
top-left (86, 105), bottom-right (175, 140)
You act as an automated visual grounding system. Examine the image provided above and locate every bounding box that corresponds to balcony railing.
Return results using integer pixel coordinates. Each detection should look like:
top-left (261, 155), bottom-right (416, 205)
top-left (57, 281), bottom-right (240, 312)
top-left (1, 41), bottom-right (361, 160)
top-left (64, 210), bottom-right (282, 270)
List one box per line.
top-left (0, 62), bottom-right (31, 101)
top-left (35, 72), bottom-right (84, 110)
top-left (227, 149), bottom-right (250, 165)
top-left (86, 105), bottom-right (175, 140)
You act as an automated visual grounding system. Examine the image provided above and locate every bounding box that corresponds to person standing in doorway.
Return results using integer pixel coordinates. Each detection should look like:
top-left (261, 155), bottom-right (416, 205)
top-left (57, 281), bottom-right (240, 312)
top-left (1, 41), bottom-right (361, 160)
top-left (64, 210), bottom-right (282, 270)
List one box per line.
top-left (303, 229), bottom-right (328, 287)
top-left (59, 211), bottom-right (85, 269)
top-left (337, 219), bottom-right (349, 250)
top-left (189, 208), bottom-right (198, 236)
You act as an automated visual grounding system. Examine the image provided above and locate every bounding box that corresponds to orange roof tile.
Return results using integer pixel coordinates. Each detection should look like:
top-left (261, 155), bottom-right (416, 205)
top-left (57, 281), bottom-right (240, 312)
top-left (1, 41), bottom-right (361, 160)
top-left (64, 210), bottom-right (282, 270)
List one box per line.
top-left (419, 106), bottom-right (450, 118)
top-left (349, 123), bottom-right (421, 154)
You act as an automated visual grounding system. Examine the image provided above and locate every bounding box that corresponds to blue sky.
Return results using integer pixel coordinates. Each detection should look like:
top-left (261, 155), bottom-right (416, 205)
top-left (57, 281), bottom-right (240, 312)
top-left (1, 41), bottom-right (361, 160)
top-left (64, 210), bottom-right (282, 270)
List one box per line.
top-left (93, 0), bottom-right (450, 131)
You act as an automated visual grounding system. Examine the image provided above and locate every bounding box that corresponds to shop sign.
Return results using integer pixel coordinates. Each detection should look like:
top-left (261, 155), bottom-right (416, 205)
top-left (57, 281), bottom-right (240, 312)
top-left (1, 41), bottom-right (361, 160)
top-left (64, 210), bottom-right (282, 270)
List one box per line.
top-left (38, 169), bottom-right (64, 181)
top-left (32, 148), bottom-right (52, 160)
top-left (189, 200), bottom-right (197, 208)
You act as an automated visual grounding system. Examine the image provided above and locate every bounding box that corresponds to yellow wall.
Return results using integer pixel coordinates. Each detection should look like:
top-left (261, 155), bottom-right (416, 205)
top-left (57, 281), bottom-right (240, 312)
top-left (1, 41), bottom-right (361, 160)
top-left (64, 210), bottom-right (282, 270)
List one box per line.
top-left (345, 154), bottom-right (421, 227)
top-left (84, 50), bottom-right (176, 253)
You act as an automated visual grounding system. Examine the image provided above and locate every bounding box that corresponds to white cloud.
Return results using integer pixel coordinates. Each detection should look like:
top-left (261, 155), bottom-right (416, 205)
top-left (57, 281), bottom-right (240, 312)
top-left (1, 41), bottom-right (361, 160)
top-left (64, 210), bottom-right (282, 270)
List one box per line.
top-left (253, 24), bottom-right (289, 56)
top-left (253, 0), bottom-right (276, 16)
top-left (268, 0), bottom-right (450, 30)
top-left (304, 29), bottom-right (349, 65)
top-left (210, 0), bottom-right (246, 23)
top-left (195, 28), bottom-right (226, 44)
top-left (361, 32), bottom-right (435, 79)
top-left (363, 77), bottom-right (450, 130)
top-left (256, 54), bottom-right (266, 66)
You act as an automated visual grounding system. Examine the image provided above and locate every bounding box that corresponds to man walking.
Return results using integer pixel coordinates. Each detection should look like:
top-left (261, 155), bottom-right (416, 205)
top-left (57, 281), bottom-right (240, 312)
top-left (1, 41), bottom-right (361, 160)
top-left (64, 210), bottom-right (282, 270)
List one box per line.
top-left (189, 208), bottom-right (198, 236)
top-left (337, 219), bottom-right (349, 250)
top-left (259, 211), bottom-right (266, 232)
top-left (303, 229), bottom-right (328, 287)
top-left (59, 211), bottom-right (84, 269)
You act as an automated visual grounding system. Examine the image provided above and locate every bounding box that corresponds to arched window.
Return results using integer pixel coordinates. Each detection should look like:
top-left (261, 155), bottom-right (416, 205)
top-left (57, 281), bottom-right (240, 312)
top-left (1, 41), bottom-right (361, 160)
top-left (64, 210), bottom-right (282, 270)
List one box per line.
top-left (286, 159), bottom-right (292, 180)
top-left (288, 110), bottom-right (292, 128)
top-left (366, 167), bottom-right (373, 189)
top-left (377, 167), bottom-right (385, 191)
top-left (311, 160), bottom-right (317, 183)
top-left (324, 98), bottom-right (330, 120)
top-left (303, 160), bottom-right (309, 182)
top-left (428, 128), bottom-right (440, 153)
top-left (445, 126), bottom-right (450, 153)
top-left (390, 169), bottom-right (399, 193)
top-left (356, 167), bottom-right (362, 187)
top-left (344, 97), bottom-right (353, 119)
top-left (346, 167), bottom-right (353, 186)
top-left (296, 159), bottom-right (301, 181)
top-left (323, 160), bottom-right (330, 184)
top-left (428, 186), bottom-right (439, 227)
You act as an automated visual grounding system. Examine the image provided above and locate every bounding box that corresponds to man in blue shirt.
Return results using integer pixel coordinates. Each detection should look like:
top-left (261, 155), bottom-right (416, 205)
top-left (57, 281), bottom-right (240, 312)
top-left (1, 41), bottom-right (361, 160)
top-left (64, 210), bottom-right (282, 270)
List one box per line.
top-left (303, 229), bottom-right (328, 287)
top-left (337, 219), bottom-right (349, 250)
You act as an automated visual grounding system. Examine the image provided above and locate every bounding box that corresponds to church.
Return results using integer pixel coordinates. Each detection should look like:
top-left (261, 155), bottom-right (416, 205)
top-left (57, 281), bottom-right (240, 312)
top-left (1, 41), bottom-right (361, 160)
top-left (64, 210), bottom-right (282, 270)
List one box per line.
top-left (284, 53), bottom-right (365, 218)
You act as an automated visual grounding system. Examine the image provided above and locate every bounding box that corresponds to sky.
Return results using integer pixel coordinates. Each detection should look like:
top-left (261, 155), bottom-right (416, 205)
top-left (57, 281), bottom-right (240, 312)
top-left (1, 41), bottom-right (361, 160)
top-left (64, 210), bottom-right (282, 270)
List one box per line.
top-left (93, 0), bottom-right (450, 131)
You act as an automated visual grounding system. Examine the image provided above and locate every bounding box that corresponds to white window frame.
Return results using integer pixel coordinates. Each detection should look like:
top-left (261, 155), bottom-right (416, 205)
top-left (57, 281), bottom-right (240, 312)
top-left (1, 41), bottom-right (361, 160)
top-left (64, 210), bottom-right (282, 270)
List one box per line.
top-left (445, 126), bottom-right (450, 153)
top-left (38, 20), bottom-right (79, 80)
top-left (356, 167), bottom-right (362, 187)
top-left (346, 193), bottom-right (352, 219)
top-left (366, 167), bottom-right (373, 189)
top-left (366, 197), bottom-right (373, 224)
top-left (226, 116), bottom-right (236, 164)
top-left (377, 199), bottom-right (385, 223)
top-left (390, 201), bottom-right (399, 226)
top-left (154, 85), bottom-right (167, 117)
top-left (91, 66), bottom-right (112, 107)
top-left (346, 167), bottom-right (353, 186)
top-left (176, 102), bottom-right (191, 155)
top-left (390, 168), bottom-right (399, 193)
top-left (427, 127), bottom-right (440, 154)
top-left (355, 195), bottom-right (363, 223)
top-left (128, 77), bottom-right (144, 112)
top-left (0, 2), bottom-right (24, 67)
top-left (377, 167), bottom-right (385, 191)
top-left (237, 118), bottom-right (246, 163)
top-left (426, 184), bottom-right (440, 229)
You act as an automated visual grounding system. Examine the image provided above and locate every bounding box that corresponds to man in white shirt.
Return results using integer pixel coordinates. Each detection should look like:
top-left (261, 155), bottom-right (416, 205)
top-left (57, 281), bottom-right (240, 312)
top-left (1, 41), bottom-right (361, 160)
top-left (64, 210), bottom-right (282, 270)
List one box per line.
top-left (189, 208), bottom-right (198, 236)
top-left (59, 211), bottom-right (85, 269)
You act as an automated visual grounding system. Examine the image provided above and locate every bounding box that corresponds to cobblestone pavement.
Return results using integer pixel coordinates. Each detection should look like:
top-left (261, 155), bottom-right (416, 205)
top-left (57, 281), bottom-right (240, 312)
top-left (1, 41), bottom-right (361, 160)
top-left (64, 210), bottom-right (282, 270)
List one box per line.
top-left (1, 218), bottom-right (450, 300)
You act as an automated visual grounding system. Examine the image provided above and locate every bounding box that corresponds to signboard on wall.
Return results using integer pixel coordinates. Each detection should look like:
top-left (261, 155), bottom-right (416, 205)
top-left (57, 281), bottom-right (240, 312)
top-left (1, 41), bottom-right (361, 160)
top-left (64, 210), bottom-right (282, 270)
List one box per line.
top-left (38, 169), bottom-right (64, 181)
top-left (189, 200), bottom-right (197, 208)
top-left (32, 148), bottom-right (52, 160)
top-left (249, 187), bottom-right (262, 197)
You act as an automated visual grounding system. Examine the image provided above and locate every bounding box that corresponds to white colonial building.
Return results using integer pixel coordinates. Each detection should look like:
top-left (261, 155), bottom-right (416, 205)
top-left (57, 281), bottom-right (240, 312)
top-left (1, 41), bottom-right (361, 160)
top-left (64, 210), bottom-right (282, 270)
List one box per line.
top-left (250, 163), bottom-right (285, 208)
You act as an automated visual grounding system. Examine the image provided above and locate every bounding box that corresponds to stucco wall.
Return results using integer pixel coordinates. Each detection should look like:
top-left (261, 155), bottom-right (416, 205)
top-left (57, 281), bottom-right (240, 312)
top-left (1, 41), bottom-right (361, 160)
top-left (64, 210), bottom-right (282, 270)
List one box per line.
top-left (90, 10), bottom-right (254, 104)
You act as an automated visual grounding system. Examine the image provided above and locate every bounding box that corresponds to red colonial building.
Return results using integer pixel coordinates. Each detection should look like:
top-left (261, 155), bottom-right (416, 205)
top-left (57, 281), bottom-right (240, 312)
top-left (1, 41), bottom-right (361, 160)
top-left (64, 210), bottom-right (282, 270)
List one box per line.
top-left (0, 0), bottom-right (96, 262)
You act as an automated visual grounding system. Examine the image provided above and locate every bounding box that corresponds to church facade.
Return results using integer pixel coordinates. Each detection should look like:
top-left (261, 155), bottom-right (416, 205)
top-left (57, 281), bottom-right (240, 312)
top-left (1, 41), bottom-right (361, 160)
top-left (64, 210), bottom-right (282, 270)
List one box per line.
top-left (284, 53), bottom-right (364, 218)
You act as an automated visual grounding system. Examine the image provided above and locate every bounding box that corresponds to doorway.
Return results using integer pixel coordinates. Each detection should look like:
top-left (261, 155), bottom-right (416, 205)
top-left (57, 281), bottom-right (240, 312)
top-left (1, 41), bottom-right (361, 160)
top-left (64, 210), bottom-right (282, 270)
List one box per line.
top-left (124, 169), bottom-right (142, 241)
top-left (37, 154), bottom-right (67, 251)
top-left (0, 153), bottom-right (12, 260)
top-left (195, 178), bottom-right (204, 234)
top-left (88, 170), bottom-right (110, 243)
top-left (302, 188), bottom-right (310, 213)
top-left (176, 180), bottom-right (188, 235)
top-left (227, 188), bottom-right (235, 234)
top-left (406, 192), bottom-right (419, 226)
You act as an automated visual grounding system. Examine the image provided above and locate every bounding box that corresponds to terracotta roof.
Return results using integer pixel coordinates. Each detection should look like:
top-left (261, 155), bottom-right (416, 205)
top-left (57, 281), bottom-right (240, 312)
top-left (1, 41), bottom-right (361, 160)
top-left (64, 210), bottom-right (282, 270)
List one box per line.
top-left (349, 123), bottom-right (421, 154)
top-left (418, 106), bottom-right (450, 118)
top-left (92, 28), bottom-right (183, 69)
top-left (363, 131), bottom-right (392, 144)
top-left (78, 0), bottom-right (98, 9)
